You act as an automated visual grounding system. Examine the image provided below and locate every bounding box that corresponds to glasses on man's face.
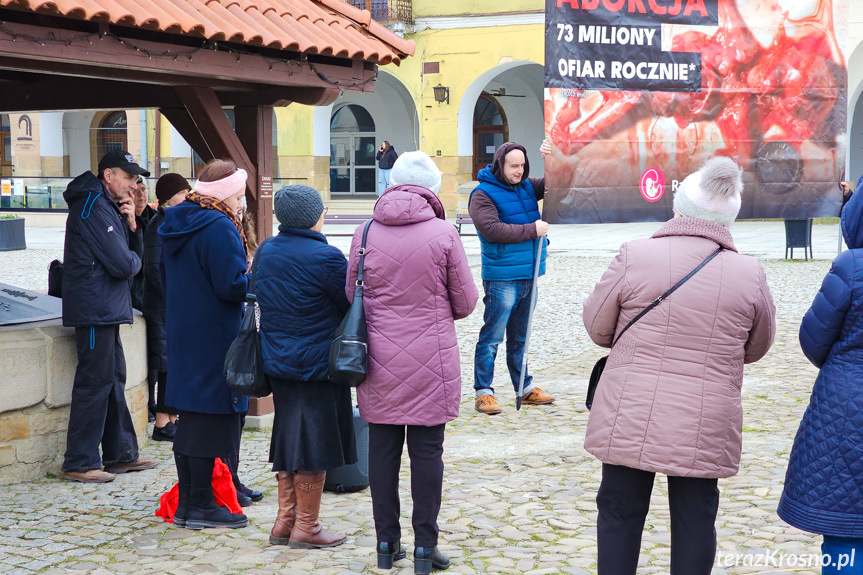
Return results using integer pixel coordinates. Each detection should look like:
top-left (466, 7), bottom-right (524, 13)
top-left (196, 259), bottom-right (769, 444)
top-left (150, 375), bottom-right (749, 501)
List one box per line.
top-left (323, 206), bottom-right (329, 215)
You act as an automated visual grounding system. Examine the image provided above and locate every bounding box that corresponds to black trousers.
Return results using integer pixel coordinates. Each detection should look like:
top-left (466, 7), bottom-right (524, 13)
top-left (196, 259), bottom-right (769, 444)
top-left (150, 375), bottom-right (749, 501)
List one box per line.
top-left (597, 463), bottom-right (720, 575)
top-left (368, 423), bottom-right (445, 547)
top-left (225, 413), bottom-right (251, 497)
top-left (63, 325), bottom-right (139, 472)
top-left (148, 369), bottom-right (177, 415)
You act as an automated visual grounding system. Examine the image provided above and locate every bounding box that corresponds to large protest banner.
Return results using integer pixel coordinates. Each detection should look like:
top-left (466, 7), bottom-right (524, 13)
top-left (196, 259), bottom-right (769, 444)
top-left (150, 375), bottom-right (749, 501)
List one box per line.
top-left (543, 0), bottom-right (848, 223)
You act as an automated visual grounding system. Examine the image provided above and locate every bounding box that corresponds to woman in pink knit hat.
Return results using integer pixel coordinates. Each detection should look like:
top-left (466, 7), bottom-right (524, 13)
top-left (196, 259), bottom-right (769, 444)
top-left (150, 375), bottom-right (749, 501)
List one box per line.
top-left (159, 159), bottom-right (251, 530)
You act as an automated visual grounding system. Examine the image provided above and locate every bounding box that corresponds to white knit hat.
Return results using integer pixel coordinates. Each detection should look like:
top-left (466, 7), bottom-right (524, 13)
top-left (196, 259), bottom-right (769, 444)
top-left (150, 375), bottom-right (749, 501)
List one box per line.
top-left (673, 156), bottom-right (743, 227)
top-left (389, 151), bottom-right (442, 194)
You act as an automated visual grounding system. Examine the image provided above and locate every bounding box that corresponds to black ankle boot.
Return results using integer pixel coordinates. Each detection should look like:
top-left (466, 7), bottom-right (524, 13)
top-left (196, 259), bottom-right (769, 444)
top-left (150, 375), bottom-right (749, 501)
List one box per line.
top-left (377, 541), bottom-right (407, 569)
top-left (174, 483), bottom-right (190, 528)
top-left (413, 546), bottom-right (449, 574)
top-left (185, 487), bottom-right (248, 530)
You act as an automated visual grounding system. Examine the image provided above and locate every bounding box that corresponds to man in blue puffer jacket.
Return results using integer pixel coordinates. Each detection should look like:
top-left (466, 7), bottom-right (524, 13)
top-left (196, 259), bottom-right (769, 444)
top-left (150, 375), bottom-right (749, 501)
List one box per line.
top-left (468, 142), bottom-right (553, 415)
top-left (61, 150), bottom-right (158, 483)
top-left (778, 182), bottom-right (863, 574)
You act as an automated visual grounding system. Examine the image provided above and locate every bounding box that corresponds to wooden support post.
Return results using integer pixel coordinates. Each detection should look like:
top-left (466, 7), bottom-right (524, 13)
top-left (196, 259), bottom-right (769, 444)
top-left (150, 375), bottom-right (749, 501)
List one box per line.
top-left (235, 105), bottom-right (275, 419)
top-left (174, 85), bottom-right (258, 191)
top-left (159, 107), bottom-right (214, 165)
top-left (235, 105), bottom-right (274, 242)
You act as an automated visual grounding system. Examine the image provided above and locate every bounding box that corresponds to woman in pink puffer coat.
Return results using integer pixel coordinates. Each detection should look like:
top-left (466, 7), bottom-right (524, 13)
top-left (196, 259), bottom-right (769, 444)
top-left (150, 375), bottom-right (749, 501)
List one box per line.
top-left (346, 151), bottom-right (478, 574)
top-left (582, 156), bottom-right (776, 575)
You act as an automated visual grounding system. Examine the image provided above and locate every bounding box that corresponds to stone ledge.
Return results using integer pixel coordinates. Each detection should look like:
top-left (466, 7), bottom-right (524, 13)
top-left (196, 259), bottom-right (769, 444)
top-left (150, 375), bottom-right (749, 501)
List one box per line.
top-left (244, 412), bottom-right (274, 431)
top-left (0, 316), bottom-right (149, 483)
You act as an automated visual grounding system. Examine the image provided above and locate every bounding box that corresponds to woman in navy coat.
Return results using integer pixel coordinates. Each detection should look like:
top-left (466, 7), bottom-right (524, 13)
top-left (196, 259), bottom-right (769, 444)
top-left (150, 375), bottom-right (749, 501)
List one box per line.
top-left (778, 186), bottom-right (863, 574)
top-left (256, 185), bottom-right (356, 549)
top-left (159, 159), bottom-right (250, 531)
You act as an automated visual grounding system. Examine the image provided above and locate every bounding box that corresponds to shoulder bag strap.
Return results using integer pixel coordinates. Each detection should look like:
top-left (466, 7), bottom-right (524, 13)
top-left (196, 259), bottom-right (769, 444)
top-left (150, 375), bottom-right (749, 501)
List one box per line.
top-left (246, 235), bottom-right (275, 300)
top-left (611, 246), bottom-right (724, 347)
top-left (353, 219), bottom-right (374, 300)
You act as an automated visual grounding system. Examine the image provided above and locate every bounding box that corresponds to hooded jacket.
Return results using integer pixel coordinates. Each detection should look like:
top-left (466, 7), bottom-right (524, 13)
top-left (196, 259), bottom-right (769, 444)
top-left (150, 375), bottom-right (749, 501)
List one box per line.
top-left (469, 143), bottom-right (547, 281)
top-left (61, 171), bottom-right (142, 327)
top-left (346, 184), bottom-right (478, 426)
top-left (159, 201), bottom-right (249, 414)
top-left (583, 218), bottom-right (775, 478)
top-left (778, 189), bottom-right (863, 537)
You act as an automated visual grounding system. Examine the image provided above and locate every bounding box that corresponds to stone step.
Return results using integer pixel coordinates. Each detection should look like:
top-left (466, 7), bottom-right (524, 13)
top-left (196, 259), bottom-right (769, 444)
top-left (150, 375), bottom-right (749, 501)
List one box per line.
top-left (326, 197), bottom-right (377, 215)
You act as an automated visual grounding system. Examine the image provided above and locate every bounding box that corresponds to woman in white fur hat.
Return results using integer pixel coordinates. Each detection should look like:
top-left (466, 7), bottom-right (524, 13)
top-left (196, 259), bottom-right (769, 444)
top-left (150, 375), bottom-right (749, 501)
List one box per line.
top-left (582, 156), bottom-right (777, 574)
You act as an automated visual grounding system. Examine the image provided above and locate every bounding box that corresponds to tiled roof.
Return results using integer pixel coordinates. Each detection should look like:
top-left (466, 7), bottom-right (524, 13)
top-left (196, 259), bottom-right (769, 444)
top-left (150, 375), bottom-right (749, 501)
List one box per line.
top-left (0, 0), bottom-right (414, 65)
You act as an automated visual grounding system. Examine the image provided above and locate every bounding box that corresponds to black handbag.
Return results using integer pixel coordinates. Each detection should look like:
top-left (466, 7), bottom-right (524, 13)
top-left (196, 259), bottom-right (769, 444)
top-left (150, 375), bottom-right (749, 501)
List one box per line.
top-left (224, 236), bottom-right (274, 398)
top-left (586, 246), bottom-right (724, 410)
top-left (47, 259), bottom-right (63, 298)
top-left (328, 219), bottom-right (373, 387)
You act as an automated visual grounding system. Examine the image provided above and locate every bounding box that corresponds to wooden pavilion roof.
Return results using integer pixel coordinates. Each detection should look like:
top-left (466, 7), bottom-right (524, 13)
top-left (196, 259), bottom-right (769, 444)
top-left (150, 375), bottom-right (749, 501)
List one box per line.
top-left (0, 0), bottom-right (414, 64)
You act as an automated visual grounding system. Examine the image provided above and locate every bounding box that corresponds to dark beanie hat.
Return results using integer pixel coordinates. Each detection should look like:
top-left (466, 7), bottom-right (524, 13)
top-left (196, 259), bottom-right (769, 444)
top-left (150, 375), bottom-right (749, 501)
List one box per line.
top-left (274, 184), bottom-right (325, 229)
top-left (155, 173), bottom-right (191, 205)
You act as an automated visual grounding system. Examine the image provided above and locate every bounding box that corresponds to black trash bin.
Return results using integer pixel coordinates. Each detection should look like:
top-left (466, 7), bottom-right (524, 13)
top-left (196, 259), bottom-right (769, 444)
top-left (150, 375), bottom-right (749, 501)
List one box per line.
top-left (785, 219), bottom-right (813, 260)
top-left (0, 216), bottom-right (26, 251)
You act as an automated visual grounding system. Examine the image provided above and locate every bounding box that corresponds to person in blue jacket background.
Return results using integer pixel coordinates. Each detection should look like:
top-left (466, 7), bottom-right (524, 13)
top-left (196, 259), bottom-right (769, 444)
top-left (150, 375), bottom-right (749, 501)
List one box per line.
top-left (160, 159), bottom-right (250, 531)
top-left (256, 184), bottom-right (356, 549)
top-left (778, 183), bottom-right (863, 575)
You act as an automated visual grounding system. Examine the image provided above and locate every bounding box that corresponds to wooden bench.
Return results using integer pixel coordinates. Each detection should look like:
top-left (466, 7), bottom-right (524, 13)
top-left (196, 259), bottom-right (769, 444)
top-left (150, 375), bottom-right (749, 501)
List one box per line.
top-left (456, 212), bottom-right (475, 234)
top-left (324, 214), bottom-right (372, 236)
top-left (323, 213), bottom-right (477, 237)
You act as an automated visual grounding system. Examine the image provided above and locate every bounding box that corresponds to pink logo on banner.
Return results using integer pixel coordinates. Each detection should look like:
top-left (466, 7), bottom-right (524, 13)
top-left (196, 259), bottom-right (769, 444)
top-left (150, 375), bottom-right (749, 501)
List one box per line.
top-left (640, 168), bottom-right (665, 203)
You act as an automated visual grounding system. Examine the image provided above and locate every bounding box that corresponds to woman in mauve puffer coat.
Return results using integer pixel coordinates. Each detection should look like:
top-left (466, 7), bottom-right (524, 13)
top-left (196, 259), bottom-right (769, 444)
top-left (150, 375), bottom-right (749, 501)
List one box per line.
top-left (583, 156), bottom-right (776, 575)
top-left (778, 183), bottom-right (863, 575)
top-left (345, 151), bottom-right (478, 574)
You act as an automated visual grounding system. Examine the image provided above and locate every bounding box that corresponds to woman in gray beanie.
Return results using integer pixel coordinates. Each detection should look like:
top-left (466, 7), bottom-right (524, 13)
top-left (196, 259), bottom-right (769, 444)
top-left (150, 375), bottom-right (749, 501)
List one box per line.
top-left (582, 156), bottom-right (776, 574)
top-left (254, 184), bottom-right (357, 549)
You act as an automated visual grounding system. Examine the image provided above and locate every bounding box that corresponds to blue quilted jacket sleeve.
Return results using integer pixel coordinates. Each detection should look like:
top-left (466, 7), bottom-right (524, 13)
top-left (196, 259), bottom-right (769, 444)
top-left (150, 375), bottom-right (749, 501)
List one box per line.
top-left (799, 251), bottom-right (854, 368)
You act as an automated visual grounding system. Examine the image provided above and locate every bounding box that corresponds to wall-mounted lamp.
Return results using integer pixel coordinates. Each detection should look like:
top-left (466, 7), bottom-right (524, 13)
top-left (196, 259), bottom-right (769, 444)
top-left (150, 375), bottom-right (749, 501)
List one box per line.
top-left (433, 84), bottom-right (450, 104)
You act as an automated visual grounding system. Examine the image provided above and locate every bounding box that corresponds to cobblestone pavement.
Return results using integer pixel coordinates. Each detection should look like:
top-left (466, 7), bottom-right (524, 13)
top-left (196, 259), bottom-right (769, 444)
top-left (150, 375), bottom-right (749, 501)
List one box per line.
top-left (0, 224), bottom-right (839, 574)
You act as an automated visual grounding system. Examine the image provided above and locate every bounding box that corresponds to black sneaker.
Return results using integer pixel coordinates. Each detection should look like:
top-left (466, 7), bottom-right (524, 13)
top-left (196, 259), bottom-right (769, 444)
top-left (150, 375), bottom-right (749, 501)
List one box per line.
top-left (152, 421), bottom-right (177, 442)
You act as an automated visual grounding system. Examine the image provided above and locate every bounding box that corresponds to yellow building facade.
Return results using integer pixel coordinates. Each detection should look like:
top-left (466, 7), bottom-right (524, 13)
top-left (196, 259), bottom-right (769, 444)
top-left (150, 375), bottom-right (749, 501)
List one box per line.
top-left (275, 0), bottom-right (546, 212)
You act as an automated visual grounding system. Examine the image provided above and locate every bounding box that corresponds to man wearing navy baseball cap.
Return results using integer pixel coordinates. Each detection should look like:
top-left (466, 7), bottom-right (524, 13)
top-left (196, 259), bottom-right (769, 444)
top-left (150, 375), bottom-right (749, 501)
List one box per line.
top-left (60, 149), bottom-right (157, 483)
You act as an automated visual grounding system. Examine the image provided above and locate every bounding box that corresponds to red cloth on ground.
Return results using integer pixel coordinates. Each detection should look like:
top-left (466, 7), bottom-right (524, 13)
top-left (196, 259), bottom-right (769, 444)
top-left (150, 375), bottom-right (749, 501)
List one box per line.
top-left (155, 458), bottom-right (242, 523)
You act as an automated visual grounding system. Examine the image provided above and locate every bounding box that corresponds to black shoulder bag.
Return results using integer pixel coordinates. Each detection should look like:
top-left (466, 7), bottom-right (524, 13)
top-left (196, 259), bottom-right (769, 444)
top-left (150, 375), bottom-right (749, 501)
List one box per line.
top-left (225, 236), bottom-right (274, 398)
top-left (47, 259), bottom-right (63, 298)
top-left (586, 246), bottom-right (724, 410)
top-left (328, 219), bottom-right (373, 387)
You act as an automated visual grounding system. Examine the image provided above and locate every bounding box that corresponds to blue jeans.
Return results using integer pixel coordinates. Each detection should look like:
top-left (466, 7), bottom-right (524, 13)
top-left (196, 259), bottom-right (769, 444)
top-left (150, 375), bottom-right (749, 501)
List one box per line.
top-left (377, 168), bottom-right (392, 196)
top-left (822, 537), bottom-right (863, 574)
top-left (473, 279), bottom-right (536, 397)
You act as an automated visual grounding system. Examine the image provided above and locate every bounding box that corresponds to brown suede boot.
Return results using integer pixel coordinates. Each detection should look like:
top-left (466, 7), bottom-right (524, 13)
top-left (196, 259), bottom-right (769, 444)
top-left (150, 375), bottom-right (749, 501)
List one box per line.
top-left (268, 472), bottom-right (296, 545)
top-left (288, 472), bottom-right (347, 549)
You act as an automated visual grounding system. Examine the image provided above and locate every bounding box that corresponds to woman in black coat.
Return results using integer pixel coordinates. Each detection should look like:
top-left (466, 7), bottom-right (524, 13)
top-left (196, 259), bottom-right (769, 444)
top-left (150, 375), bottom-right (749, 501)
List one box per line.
top-left (256, 185), bottom-right (356, 549)
top-left (143, 173), bottom-right (190, 441)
